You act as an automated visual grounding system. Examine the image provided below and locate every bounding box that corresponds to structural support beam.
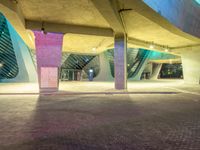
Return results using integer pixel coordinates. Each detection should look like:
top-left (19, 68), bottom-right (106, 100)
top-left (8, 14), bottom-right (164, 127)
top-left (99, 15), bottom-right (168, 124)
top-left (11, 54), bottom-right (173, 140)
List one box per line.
top-left (34, 31), bottom-right (63, 92)
top-left (92, 0), bottom-right (128, 89)
top-left (26, 20), bottom-right (113, 37)
top-left (114, 33), bottom-right (127, 90)
top-left (119, 0), bottom-right (200, 43)
top-left (0, 0), bottom-right (35, 49)
top-left (150, 64), bottom-right (162, 80)
top-left (91, 0), bottom-right (124, 33)
top-left (0, 0), bottom-right (25, 25)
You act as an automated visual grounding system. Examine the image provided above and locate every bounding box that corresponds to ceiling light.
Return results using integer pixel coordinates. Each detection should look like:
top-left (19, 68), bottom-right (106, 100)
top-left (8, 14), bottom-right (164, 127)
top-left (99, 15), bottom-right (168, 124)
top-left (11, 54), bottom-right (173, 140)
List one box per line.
top-left (149, 44), bottom-right (154, 49)
top-left (0, 63), bottom-right (3, 68)
top-left (165, 48), bottom-right (169, 52)
top-left (92, 47), bottom-right (96, 51)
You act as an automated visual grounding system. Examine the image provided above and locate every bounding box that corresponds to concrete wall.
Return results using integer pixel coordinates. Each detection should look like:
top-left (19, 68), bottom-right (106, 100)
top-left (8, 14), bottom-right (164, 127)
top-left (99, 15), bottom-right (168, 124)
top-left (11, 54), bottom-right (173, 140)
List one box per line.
top-left (143, 62), bottom-right (153, 74)
top-left (181, 46), bottom-right (200, 84)
top-left (94, 53), bottom-right (113, 81)
top-left (1, 21), bottom-right (37, 82)
top-left (150, 64), bottom-right (162, 80)
top-left (143, 0), bottom-right (200, 38)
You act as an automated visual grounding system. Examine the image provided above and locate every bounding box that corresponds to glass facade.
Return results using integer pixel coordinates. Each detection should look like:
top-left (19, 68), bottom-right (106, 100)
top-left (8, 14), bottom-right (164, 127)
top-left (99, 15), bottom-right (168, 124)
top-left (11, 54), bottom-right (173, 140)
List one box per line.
top-left (0, 13), bottom-right (19, 80)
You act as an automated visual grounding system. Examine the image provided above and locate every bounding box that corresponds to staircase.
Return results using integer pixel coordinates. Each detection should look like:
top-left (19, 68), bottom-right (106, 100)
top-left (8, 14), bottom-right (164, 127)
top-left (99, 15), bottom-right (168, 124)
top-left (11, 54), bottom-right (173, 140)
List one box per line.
top-left (128, 49), bottom-right (150, 79)
top-left (105, 48), bottom-right (148, 79)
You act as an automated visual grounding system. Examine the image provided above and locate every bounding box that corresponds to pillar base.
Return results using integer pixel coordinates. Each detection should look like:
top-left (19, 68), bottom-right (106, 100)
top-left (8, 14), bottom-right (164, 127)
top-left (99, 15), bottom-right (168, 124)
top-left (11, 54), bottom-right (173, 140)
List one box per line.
top-left (39, 88), bottom-right (58, 93)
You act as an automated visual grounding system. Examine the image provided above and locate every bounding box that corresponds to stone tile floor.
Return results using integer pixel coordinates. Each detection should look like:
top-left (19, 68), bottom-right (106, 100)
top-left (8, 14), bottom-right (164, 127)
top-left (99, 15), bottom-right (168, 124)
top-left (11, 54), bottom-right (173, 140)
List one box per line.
top-left (0, 80), bottom-right (200, 150)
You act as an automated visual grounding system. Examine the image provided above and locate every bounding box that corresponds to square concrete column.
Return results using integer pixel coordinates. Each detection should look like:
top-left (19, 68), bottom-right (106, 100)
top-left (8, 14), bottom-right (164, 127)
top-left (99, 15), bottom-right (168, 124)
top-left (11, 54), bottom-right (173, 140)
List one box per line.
top-left (34, 31), bottom-right (63, 92)
top-left (114, 33), bottom-right (127, 90)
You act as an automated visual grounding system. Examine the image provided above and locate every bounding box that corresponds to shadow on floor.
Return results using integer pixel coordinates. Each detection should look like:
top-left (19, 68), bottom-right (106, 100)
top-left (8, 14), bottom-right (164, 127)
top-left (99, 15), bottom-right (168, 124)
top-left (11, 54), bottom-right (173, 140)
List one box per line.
top-left (1, 94), bottom-right (200, 150)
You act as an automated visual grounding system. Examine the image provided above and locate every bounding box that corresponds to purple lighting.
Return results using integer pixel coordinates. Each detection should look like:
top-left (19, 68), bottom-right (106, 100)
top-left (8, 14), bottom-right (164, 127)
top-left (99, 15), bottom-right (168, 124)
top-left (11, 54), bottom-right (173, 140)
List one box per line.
top-left (34, 31), bottom-right (63, 67)
top-left (34, 31), bottom-right (63, 91)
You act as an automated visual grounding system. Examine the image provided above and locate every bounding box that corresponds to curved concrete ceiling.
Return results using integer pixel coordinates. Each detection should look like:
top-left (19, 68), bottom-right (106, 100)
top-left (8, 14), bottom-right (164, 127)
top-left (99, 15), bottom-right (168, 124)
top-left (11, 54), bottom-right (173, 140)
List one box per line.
top-left (0, 0), bottom-right (200, 55)
top-left (124, 11), bottom-right (198, 47)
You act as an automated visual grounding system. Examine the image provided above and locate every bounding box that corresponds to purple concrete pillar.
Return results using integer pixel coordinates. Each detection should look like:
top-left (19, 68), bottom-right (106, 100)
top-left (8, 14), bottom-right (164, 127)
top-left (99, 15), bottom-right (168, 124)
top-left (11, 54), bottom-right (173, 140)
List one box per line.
top-left (114, 33), bottom-right (127, 90)
top-left (34, 31), bottom-right (63, 92)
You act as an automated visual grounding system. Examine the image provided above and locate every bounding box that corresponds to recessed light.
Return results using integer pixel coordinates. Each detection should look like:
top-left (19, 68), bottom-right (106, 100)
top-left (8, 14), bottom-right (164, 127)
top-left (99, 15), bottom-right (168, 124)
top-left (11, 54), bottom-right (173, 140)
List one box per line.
top-left (149, 44), bottom-right (154, 49)
top-left (165, 48), bottom-right (169, 52)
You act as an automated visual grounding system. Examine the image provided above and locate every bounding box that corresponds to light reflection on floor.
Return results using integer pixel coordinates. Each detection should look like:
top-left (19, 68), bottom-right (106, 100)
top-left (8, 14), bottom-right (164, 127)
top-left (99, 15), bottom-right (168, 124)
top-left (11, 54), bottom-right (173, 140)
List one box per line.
top-left (0, 79), bottom-right (198, 94)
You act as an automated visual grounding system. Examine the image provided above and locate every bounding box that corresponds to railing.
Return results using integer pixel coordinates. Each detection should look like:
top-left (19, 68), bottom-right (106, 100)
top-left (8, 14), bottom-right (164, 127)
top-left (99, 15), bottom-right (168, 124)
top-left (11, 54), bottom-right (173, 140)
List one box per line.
top-left (130, 49), bottom-right (151, 79)
top-left (106, 48), bottom-right (148, 79)
top-left (61, 54), bottom-right (99, 79)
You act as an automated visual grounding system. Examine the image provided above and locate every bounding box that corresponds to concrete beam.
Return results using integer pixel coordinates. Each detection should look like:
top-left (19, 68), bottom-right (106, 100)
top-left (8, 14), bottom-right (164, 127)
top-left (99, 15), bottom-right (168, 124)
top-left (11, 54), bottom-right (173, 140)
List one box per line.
top-left (0, 0), bottom-right (25, 25)
top-left (25, 20), bottom-right (114, 37)
top-left (0, 0), bottom-right (35, 49)
top-left (128, 37), bottom-right (177, 55)
top-left (91, 0), bottom-right (124, 33)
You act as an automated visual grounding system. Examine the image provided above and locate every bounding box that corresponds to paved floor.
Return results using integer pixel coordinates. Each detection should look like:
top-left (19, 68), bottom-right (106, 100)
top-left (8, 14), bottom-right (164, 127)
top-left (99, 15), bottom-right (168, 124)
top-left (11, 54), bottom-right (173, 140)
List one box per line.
top-left (0, 79), bottom-right (198, 94)
top-left (0, 80), bottom-right (200, 150)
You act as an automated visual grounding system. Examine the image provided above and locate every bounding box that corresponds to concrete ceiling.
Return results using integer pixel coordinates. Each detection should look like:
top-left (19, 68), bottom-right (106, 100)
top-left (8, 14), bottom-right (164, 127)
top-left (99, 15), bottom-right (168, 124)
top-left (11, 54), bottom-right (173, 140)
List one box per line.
top-left (62, 34), bottom-right (113, 54)
top-left (0, 0), bottom-right (200, 55)
top-left (18, 0), bottom-right (110, 28)
top-left (124, 11), bottom-right (198, 47)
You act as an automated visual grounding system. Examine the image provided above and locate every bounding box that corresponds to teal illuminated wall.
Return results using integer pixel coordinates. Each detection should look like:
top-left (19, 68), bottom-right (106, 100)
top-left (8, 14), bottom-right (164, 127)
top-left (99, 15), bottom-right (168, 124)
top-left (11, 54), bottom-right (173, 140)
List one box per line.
top-left (149, 51), bottom-right (179, 60)
top-left (0, 13), bottom-right (19, 79)
top-left (0, 12), bottom-right (37, 82)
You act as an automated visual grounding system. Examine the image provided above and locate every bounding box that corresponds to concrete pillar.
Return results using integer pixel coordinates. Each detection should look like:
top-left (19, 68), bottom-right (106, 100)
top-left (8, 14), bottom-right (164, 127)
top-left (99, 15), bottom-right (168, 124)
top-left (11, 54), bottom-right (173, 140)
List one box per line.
top-left (34, 31), bottom-right (63, 92)
top-left (181, 46), bottom-right (200, 84)
top-left (150, 63), bottom-right (162, 80)
top-left (94, 53), bottom-right (113, 81)
top-left (114, 33), bottom-right (127, 89)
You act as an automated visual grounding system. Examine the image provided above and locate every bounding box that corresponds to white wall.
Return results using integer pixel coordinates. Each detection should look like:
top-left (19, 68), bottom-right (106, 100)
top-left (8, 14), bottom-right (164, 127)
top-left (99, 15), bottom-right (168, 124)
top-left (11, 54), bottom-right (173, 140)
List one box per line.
top-left (94, 53), bottom-right (113, 81)
top-left (181, 46), bottom-right (200, 84)
top-left (150, 63), bottom-right (162, 80)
